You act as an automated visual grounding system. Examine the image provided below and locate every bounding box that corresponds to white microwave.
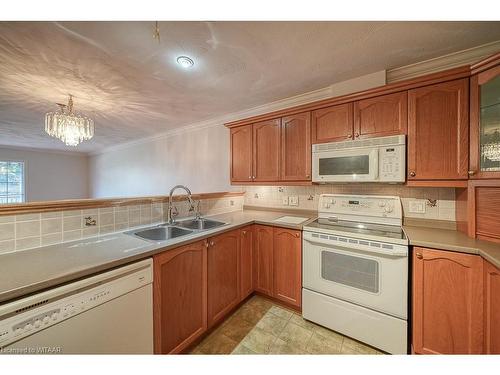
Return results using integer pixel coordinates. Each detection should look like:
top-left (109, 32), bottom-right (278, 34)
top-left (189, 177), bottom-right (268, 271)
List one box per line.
top-left (312, 135), bottom-right (406, 183)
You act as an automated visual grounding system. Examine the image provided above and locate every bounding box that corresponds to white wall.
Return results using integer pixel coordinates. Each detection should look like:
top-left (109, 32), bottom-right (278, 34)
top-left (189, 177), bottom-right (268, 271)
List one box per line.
top-left (0, 147), bottom-right (89, 202)
top-left (89, 125), bottom-right (233, 198)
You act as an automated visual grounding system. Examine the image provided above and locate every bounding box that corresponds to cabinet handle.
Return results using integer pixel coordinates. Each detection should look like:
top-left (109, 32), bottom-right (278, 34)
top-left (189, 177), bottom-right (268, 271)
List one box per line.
top-left (416, 253), bottom-right (423, 259)
top-left (468, 170), bottom-right (476, 176)
top-left (306, 174), bottom-right (310, 178)
top-left (355, 133), bottom-right (360, 138)
top-left (210, 241), bottom-right (215, 246)
top-left (205, 241), bottom-right (209, 248)
top-left (242, 230), bottom-right (247, 235)
top-left (348, 134), bottom-right (353, 139)
top-left (295, 233), bottom-right (300, 238)
top-left (248, 176), bottom-right (252, 179)
top-left (409, 171), bottom-right (416, 177)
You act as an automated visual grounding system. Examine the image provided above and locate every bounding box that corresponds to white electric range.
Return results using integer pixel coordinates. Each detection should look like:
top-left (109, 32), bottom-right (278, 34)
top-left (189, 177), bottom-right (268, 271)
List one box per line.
top-left (302, 194), bottom-right (409, 354)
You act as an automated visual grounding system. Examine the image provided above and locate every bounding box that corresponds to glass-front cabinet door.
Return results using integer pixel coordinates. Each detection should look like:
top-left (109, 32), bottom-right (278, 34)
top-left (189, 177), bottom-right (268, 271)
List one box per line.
top-left (470, 55), bottom-right (500, 178)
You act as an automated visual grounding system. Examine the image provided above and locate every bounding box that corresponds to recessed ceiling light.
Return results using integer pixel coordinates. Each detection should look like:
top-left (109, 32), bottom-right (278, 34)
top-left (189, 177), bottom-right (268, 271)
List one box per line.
top-left (176, 56), bottom-right (194, 69)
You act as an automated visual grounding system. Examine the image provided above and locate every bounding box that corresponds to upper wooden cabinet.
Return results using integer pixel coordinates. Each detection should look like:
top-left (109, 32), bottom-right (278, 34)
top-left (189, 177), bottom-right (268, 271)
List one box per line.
top-left (239, 226), bottom-right (254, 301)
top-left (153, 240), bottom-right (207, 354)
top-left (207, 230), bottom-right (240, 328)
top-left (354, 91), bottom-right (408, 139)
top-left (412, 247), bottom-right (484, 354)
top-left (408, 78), bottom-right (469, 181)
top-left (230, 125), bottom-right (253, 182)
top-left (484, 259), bottom-right (500, 354)
top-left (253, 225), bottom-right (274, 296)
top-left (252, 119), bottom-right (281, 182)
top-left (273, 227), bottom-right (302, 308)
top-left (311, 103), bottom-right (353, 143)
top-left (469, 55), bottom-right (500, 179)
top-left (281, 112), bottom-right (312, 181)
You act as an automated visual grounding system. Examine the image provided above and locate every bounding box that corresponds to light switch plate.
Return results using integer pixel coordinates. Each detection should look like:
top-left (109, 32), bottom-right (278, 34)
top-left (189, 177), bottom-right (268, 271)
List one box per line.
top-left (409, 200), bottom-right (426, 214)
top-left (289, 196), bottom-right (299, 206)
top-left (282, 197), bottom-right (289, 206)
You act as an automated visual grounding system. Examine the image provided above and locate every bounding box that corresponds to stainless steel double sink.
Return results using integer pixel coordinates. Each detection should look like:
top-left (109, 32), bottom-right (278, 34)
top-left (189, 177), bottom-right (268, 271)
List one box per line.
top-left (125, 218), bottom-right (227, 243)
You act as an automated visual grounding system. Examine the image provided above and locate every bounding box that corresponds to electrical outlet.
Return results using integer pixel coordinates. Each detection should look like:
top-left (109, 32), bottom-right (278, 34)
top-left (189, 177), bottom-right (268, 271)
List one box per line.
top-left (409, 200), bottom-right (426, 214)
top-left (289, 196), bottom-right (299, 206)
top-left (282, 197), bottom-right (289, 206)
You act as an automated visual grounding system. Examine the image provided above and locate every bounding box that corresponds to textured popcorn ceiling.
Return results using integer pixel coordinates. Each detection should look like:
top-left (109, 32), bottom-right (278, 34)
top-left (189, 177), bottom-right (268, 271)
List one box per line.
top-left (1, 21), bottom-right (500, 153)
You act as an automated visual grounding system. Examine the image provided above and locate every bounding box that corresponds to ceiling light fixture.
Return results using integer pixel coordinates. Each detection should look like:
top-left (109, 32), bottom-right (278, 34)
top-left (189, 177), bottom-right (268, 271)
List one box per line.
top-left (44, 95), bottom-right (94, 147)
top-left (176, 56), bottom-right (194, 69)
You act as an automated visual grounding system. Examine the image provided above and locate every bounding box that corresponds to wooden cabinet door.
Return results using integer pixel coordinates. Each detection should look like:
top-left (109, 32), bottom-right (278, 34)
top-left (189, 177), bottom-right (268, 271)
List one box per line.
top-left (207, 230), bottom-right (240, 328)
top-left (240, 225), bottom-right (254, 301)
top-left (408, 79), bottom-right (469, 180)
top-left (354, 91), bottom-right (407, 139)
top-left (470, 63), bottom-right (500, 179)
top-left (281, 112), bottom-right (312, 181)
top-left (484, 259), bottom-right (500, 354)
top-left (253, 225), bottom-right (274, 295)
top-left (273, 227), bottom-right (302, 308)
top-left (412, 247), bottom-right (483, 354)
top-left (153, 240), bottom-right (207, 354)
top-left (253, 118), bottom-right (281, 182)
top-left (230, 125), bottom-right (253, 182)
top-left (311, 103), bottom-right (353, 143)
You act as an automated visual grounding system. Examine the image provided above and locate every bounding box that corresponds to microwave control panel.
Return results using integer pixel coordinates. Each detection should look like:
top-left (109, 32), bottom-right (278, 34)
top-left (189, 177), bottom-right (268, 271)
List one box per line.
top-left (378, 145), bottom-right (405, 182)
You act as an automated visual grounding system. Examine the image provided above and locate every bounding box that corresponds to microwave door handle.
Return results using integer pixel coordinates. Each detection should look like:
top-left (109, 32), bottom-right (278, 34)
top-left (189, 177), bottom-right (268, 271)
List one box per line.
top-left (372, 149), bottom-right (379, 180)
top-left (303, 236), bottom-right (407, 257)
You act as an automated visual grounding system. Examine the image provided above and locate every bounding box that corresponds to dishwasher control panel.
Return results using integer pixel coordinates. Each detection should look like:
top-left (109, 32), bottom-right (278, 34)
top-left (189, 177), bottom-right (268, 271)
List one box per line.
top-left (0, 260), bottom-right (152, 349)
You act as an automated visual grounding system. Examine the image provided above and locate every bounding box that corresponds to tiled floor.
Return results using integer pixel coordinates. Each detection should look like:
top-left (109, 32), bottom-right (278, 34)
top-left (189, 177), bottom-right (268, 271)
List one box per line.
top-left (190, 295), bottom-right (385, 355)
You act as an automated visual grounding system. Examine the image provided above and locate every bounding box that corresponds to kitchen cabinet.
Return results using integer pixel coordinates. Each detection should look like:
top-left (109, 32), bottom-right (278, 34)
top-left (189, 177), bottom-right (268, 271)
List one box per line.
top-left (412, 247), bottom-right (483, 354)
top-left (469, 55), bottom-right (500, 179)
top-left (484, 259), bottom-right (500, 354)
top-left (153, 240), bottom-right (207, 354)
top-left (253, 118), bottom-right (281, 182)
top-left (408, 78), bottom-right (469, 182)
top-left (281, 112), bottom-right (311, 181)
top-left (207, 230), bottom-right (240, 328)
top-left (230, 125), bottom-right (253, 182)
top-left (240, 225), bottom-right (254, 300)
top-left (253, 225), bottom-right (274, 295)
top-left (273, 227), bottom-right (302, 308)
top-left (354, 91), bottom-right (408, 139)
top-left (311, 103), bottom-right (353, 143)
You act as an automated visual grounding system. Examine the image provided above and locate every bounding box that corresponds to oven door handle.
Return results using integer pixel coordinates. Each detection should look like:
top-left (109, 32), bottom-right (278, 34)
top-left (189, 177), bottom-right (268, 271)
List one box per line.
top-left (303, 236), bottom-right (408, 257)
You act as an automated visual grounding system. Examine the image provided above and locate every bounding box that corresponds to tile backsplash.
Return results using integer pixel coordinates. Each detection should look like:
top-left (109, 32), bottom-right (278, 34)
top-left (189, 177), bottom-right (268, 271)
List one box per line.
top-left (241, 185), bottom-right (456, 222)
top-left (0, 195), bottom-right (244, 255)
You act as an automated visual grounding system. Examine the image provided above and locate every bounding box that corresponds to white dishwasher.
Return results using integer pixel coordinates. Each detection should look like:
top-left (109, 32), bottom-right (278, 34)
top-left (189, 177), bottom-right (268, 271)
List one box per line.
top-left (0, 258), bottom-right (153, 354)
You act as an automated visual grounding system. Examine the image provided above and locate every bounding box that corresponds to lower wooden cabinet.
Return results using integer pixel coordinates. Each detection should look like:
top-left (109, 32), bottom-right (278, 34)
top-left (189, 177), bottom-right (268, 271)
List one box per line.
top-left (273, 227), bottom-right (302, 308)
top-left (240, 226), bottom-right (254, 300)
top-left (153, 240), bottom-right (207, 354)
top-left (412, 247), bottom-right (484, 354)
top-left (484, 259), bottom-right (500, 354)
top-left (153, 224), bottom-right (304, 353)
top-left (253, 225), bottom-right (274, 295)
top-left (207, 230), bottom-right (240, 328)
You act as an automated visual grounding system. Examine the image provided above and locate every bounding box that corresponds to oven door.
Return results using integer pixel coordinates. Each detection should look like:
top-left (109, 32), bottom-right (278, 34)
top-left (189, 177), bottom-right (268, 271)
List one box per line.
top-left (312, 147), bottom-right (379, 182)
top-left (303, 232), bottom-right (407, 319)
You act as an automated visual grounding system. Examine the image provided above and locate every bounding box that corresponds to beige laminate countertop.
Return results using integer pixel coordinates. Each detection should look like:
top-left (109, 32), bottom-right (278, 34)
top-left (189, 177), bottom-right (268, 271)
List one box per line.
top-left (0, 209), bottom-right (315, 304)
top-left (403, 225), bottom-right (500, 269)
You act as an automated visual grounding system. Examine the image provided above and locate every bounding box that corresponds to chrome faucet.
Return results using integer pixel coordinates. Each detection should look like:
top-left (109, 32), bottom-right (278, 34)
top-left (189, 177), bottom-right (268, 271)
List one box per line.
top-left (167, 185), bottom-right (195, 224)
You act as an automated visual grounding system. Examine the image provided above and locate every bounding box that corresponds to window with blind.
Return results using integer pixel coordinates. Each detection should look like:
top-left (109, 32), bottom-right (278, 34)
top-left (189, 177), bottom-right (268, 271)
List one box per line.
top-left (0, 161), bottom-right (25, 203)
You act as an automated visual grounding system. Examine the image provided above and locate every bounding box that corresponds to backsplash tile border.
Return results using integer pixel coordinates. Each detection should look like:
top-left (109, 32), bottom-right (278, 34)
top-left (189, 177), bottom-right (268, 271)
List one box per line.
top-left (0, 195), bottom-right (244, 255)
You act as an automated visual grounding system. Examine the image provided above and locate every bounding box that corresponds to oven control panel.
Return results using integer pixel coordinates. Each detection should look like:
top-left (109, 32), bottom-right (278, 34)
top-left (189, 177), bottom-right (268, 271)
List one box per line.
top-left (318, 194), bottom-right (403, 224)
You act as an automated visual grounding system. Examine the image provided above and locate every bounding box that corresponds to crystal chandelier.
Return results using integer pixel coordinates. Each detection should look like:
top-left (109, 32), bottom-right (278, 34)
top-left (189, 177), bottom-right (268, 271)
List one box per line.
top-left (45, 95), bottom-right (94, 146)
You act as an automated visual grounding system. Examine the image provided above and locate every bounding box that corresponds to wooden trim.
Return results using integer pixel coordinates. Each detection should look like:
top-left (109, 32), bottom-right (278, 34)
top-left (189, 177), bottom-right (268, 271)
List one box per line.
top-left (470, 52), bottom-right (500, 75)
top-left (231, 181), bottom-right (313, 186)
top-left (405, 180), bottom-right (468, 188)
top-left (0, 191), bottom-right (245, 216)
top-left (224, 65), bottom-right (471, 129)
